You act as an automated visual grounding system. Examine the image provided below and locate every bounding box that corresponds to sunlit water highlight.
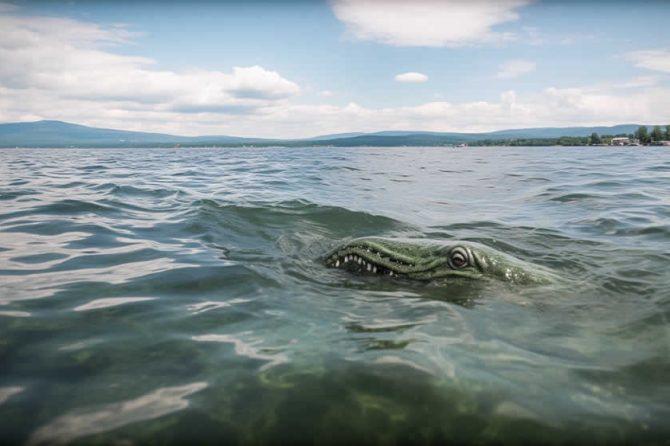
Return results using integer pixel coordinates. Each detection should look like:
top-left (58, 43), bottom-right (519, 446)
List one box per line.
top-left (0, 146), bottom-right (669, 444)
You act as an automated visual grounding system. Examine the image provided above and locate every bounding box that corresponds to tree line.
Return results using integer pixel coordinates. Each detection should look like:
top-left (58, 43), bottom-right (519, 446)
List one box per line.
top-left (589, 125), bottom-right (670, 145)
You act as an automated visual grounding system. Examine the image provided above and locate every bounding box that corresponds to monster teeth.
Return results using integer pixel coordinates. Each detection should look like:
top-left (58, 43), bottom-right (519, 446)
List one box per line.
top-left (367, 263), bottom-right (371, 271)
top-left (335, 260), bottom-right (340, 267)
top-left (373, 266), bottom-right (377, 273)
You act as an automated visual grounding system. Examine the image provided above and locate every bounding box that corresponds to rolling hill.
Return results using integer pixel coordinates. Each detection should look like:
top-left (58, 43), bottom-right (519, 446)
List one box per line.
top-left (0, 120), bottom-right (650, 148)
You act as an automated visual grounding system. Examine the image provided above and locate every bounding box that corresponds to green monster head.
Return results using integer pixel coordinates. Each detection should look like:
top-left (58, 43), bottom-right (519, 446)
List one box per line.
top-left (325, 237), bottom-right (556, 285)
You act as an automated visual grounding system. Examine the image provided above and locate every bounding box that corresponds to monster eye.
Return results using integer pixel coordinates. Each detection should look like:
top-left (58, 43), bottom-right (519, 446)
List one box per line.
top-left (449, 248), bottom-right (469, 269)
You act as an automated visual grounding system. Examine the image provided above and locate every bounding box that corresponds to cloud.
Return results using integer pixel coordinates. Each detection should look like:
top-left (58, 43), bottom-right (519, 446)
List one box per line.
top-left (2, 78), bottom-right (668, 138)
top-left (496, 59), bottom-right (536, 79)
top-left (1, 5), bottom-right (668, 139)
top-left (330, 0), bottom-right (531, 47)
top-left (625, 49), bottom-right (670, 74)
top-left (231, 85), bottom-right (670, 138)
top-left (394, 72), bottom-right (428, 83)
top-left (0, 2), bottom-right (17, 13)
top-left (0, 10), bottom-right (300, 124)
top-left (607, 75), bottom-right (660, 90)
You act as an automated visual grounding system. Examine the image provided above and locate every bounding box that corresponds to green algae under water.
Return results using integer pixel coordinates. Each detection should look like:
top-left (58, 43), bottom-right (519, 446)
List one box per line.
top-left (0, 146), bottom-right (669, 444)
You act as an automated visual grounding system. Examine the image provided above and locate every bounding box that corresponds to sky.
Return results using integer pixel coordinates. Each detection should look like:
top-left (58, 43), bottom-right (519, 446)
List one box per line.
top-left (1, 0), bottom-right (669, 138)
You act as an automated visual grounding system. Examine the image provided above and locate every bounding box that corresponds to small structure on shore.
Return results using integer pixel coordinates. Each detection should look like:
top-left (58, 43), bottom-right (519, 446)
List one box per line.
top-left (611, 137), bottom-right (634, 146)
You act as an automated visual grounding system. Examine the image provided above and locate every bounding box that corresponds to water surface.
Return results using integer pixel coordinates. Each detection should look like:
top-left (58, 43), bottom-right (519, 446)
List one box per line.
top-left (1, 146), bottom-right (669, 444)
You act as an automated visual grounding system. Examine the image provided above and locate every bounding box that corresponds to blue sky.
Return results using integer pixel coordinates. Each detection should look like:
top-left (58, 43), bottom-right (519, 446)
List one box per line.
top-left (1, 1), bottom-right (669, 137)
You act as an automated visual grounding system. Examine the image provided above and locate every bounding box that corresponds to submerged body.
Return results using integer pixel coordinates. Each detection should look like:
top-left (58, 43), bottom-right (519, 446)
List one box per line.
top-left (325, 237), bottom-right (556, 285)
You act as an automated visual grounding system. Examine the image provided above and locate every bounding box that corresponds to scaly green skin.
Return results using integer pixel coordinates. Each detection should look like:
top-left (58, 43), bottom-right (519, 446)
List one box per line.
top-left (325, 237), bottom-right (556, 285)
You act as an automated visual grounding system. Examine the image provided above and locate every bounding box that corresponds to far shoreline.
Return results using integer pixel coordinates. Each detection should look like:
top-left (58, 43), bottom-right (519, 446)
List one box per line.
top-left (3, 144), bottom-right (668, 150)
top-left (2, 122), bottom-right (669, 149)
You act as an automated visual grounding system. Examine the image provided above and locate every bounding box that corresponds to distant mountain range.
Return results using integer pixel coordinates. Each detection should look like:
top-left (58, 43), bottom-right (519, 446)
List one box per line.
top-left (0, 120), bottom-right (649, 148)
top-left (0, 120), bottom-right (267, 147)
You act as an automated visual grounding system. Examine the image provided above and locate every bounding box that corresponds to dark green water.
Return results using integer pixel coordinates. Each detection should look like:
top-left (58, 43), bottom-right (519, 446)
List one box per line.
top-left (0, 147), bottom-right (669, 444)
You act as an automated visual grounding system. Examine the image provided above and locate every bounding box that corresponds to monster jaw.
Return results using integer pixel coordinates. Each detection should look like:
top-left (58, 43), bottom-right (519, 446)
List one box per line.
top-left (325, 244), bottom-right (415, 276)
top-left (326, 237), bottom-right (558, 284)
top-left (325, 240), bottom-right (480, 279)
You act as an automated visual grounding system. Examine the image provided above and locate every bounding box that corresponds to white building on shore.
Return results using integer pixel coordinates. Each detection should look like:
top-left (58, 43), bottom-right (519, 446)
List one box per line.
top-left (611, 137), bottom-right (634, 146)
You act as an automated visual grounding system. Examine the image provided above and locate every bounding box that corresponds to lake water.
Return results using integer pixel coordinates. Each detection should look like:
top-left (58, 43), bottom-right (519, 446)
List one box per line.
top-left (0, 146), bottom-right (669, 444)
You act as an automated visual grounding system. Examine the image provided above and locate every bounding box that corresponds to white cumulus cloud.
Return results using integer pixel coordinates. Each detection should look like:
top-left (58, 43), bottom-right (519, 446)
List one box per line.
top-left (496, 59), bottom-right (536, 79)
top-left (1, 5), bottom-right (668, 139)
top-left (394, 72), bottom-right (428, 83)
top-left (0, 10), bottom-right (300, 129)
top-left (331, 0), bottom-right (532, 47)
top-left (266, 86), bottom-right (670, 137)
top-left (625, 49), bottom-right (670, 74)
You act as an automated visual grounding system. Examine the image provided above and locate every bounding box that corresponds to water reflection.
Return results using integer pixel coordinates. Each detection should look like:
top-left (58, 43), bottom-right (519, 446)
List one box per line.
top-left (0, 147), bottom-right (668, 443)
top-left (29, 382), bottom-right (207, 445)
top-left (0, 387), bottom-right (23, 406)
top-left (192, 334), bottom-right (288, 371)
top-left (73, 297), bottom-right (156, 312)
top-left (0, 310), bottom-right (31, 317)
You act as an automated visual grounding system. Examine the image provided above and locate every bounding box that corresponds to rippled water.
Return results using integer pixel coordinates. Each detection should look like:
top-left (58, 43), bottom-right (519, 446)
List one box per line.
top-left (1, 146), bottom-right (669, 444)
